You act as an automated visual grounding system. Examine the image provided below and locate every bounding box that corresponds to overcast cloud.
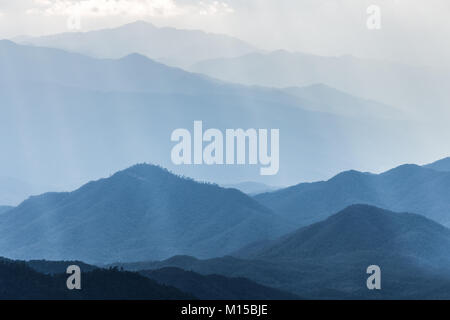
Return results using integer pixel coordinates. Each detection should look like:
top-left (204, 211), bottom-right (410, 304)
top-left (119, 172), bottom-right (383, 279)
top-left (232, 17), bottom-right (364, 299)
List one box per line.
top-left (0, 0), bottom-right (449, 67)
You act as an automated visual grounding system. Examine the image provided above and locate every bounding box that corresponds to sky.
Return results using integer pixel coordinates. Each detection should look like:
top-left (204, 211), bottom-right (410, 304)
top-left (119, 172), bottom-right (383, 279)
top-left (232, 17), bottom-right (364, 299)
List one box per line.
top-left (0, 0), bottom-right (449, 68)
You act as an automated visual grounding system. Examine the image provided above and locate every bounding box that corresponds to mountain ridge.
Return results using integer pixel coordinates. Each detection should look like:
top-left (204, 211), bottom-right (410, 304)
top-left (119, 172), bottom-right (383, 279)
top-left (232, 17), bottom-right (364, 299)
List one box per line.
top-left (123, 205), bottom-right (450, 299)
top-left (0, 163), bottom-right (288, 264)
top-left (254, 162), bottom-right (450, 228)
top-left (15, 20), bottom-right (258, 68)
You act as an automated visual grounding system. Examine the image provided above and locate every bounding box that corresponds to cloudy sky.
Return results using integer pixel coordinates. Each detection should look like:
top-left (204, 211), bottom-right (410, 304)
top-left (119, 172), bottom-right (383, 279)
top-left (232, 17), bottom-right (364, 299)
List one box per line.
top-left (0, 0), bottom-right (449, 67)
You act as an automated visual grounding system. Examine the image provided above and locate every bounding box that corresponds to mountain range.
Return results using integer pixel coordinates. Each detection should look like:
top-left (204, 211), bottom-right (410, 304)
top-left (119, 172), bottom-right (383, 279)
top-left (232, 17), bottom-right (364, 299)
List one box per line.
top-left (0, 39), bottom-right (433, 189)
top-left (255, 163), bottom-right (450, 228)
top-left (1, 160), bottom-right (450, 298)
top-left (14, 21), bottom-right (257, 68)
top-left (121, 205), bottom-right (450, 299)
top-left (189, 50), bottom-right (450, 118)
top-left (0, 164), bottom-right (287, 264)
top-left (0, 257), bottom-right (192, 299)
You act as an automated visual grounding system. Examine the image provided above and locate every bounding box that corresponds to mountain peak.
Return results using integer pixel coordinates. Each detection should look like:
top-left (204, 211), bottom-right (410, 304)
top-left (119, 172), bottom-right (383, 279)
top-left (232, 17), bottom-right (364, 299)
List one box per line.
top-left (255, 204), bottom-right (450, 262)
top-left (122, 20), bottom-right (156, 29)
top-left (120, 52), bottom-right (152, 62)
top-left (0, 164), bottom-right (285, 263)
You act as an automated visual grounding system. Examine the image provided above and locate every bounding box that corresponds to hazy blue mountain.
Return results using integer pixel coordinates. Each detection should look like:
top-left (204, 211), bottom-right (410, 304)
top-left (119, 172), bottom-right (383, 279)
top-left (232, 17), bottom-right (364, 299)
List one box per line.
top-left (0, 206), bottom-right (13, 215)
top-left (0, 39), bottom-right (224, 95)
top-left (141, 267), bottom-right (299, 300)
top-left (283, 84), bottom-right (402, 119)
top-left (253, 205), bottom-right (450, 264)
top-left (0, 258), bottom-right (192, 299)
top-left (15, 21), bottom-right (257, 68)
top-left (190, 50), bottom-right (450, 116)
top-left (255, 163), bottom-right (450, 228)
top-left (0, 40), bottom-right (432, 188)
top-left (424, 157), bottom-right (450, 172)
top-left (0, 164), bottom-right (287, 264)
top-left (124, 205), bottom-right (450, 299)
top-left (222, 182), bottom-right (280, 195)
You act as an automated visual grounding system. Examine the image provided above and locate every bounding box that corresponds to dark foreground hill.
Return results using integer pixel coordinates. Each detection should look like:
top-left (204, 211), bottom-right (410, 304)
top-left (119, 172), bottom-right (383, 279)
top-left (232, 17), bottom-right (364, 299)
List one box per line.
top-left (255, 163), bottom-right (450, 227)
top-left (141, 267), bottom-right (299, 300)
top-left (0, 258), bottom-right (192, 299)
top-left (0, 164), bottom-right (286, 263)
top-left (122, 205), bottom-right (450, 299)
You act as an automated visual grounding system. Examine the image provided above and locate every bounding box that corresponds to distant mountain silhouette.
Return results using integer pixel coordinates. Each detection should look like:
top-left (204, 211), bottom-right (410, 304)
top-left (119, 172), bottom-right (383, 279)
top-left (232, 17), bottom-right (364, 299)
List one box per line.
top-left (0, 39), bottom-right (223, 95)
top-left (15, 21), bottom-right (257, 68)
top-left (127, 205), bottom-right (450, 299)
top-left (255, 163), bottom-right (450, 227)
top-left (424, 157), bottom-right (450, 172)
top-left (0, 164), bottom-right (287, 263)
top-left (190, 50), bottom-right (450, 115)
top-left (0, 40), bottom-right (432, 188)
top-left (253, 205), bottom-right (450, 264)
top-left (283, 84), bottom-right (402, 119)
top-left (0, 258), bottom-right (192, 299)
top-left (142, 267), bottom-right (299, 300)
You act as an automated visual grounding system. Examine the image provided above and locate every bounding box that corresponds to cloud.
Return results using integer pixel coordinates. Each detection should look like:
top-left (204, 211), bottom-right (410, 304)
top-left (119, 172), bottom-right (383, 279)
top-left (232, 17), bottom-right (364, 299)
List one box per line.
top-left (25, 0), bottom-right (234, 17)
top-left (198, 1), bottom-right (233, 15)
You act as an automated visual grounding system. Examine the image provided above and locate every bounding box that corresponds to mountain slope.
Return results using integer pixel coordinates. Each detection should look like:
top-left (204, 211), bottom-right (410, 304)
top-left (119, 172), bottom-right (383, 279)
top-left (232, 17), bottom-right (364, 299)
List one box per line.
top-left (190, 50), bottom-right (450, 116)
top-left (0, 40), bottom-right (437, 189)
top-left (0, 164), bottom-right (287, 264)
top-left (0, 206), bottom-right (12, 215)
top-left (424, 157), bottom-right (450, 172)
top-left (141, 267), bottom-right (299, 300)
top-left (0, 39), bottom-right (223, 95)
top-left (283, 84), bottom-right (402, 119)
top-left (15, 21), bottom-right (257, 68)
top-left (127, 205), bottom-right (450, 299)
top-left (255, 163), bottom-right (450, 228)
top-left (254, 205), bottom-right (450, 264)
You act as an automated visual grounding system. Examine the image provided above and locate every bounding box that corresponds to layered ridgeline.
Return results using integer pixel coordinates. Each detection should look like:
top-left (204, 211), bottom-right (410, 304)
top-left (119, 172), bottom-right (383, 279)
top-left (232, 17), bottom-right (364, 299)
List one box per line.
top-left (0, 164), bottom-right (287, 264)
top-left (0, 40), bottom-right (430, 188)
top-left (15, 21), bottom-right (257, 68)
top-left (141, 267), bottom-right (299, 300)
top-left (124, 205), bottom-right (450, 299)
top-left (190, 50), bottom-right (450, 116)
top-left (255, 163), bottom-right (450, 228)
top-left (0, 258), bottom-right (192, 299)
top-left (0, 257), bottom-right (298, 300)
